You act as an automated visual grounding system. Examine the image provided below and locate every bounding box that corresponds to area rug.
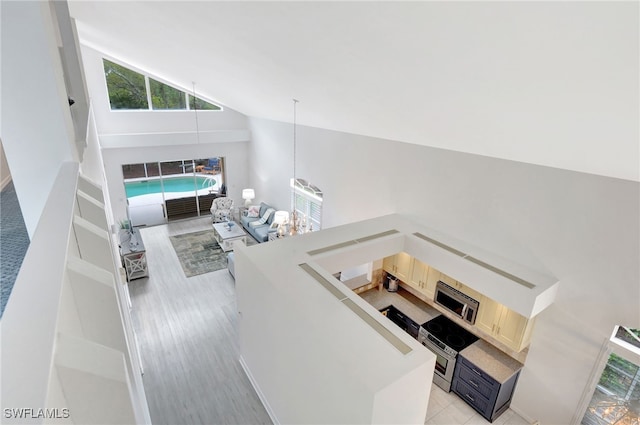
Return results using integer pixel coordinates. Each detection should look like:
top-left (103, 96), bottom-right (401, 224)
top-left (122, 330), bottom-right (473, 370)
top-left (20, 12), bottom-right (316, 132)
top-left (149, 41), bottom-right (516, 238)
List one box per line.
top-left (169, 230), bottom-right (230, 277)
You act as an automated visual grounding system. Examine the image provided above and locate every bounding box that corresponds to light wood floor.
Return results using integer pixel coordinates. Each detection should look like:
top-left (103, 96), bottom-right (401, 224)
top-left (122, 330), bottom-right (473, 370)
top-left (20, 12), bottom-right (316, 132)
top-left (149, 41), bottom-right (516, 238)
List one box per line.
top-left (129, 217), bottom-right (530, 425)
top-left (129, 217), bottom-right (272, 425)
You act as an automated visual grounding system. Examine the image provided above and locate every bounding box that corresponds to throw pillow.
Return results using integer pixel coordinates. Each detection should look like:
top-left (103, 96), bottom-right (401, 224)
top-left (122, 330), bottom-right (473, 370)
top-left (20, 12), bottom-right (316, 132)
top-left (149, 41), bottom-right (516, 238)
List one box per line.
top-left (250, 208), bottom-right (274, 228)
top-left (247, 205), bottom-right (260, 218)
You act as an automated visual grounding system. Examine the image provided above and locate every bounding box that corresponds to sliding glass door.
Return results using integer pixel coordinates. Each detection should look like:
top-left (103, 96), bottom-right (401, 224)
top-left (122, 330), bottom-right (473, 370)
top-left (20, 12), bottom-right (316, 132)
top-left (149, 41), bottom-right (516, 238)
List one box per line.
top-left (123, 157), bottom-right (225, 227)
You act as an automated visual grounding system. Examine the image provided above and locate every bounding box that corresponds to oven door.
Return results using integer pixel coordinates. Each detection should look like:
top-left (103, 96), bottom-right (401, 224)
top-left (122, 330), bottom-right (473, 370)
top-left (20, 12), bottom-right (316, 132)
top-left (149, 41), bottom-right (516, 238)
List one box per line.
top-left (419, 334), bottom-right (457, 391)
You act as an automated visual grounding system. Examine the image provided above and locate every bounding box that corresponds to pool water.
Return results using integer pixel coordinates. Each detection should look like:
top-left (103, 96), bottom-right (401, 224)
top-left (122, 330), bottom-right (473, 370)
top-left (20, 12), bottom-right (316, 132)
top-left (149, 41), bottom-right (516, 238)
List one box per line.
top-left (125, 176), bottom-right (215, 198)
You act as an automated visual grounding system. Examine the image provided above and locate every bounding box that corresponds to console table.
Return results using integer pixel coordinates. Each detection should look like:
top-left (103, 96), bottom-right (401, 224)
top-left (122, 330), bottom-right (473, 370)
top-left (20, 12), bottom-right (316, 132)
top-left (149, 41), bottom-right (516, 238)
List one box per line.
top-left (119, 229), bottom-right (149, 281)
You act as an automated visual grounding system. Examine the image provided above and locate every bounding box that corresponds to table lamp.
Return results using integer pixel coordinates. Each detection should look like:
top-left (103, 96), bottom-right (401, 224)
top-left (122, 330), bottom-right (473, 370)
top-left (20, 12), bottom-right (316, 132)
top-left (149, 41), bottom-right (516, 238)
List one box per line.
top-left (242, 188), bottom-right (255, 207)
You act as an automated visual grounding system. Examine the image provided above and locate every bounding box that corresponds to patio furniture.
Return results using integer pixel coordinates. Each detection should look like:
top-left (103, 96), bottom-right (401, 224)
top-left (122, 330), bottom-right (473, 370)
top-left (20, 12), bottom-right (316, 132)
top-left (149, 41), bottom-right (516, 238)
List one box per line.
top-left (210, 197), bottom-right (234, 223)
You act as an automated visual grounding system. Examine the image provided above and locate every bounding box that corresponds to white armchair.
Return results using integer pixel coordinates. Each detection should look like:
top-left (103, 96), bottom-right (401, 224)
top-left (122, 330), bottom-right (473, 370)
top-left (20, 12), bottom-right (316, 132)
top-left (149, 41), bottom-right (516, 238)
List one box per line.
top-left (210, 197), bottom-right (234, 223)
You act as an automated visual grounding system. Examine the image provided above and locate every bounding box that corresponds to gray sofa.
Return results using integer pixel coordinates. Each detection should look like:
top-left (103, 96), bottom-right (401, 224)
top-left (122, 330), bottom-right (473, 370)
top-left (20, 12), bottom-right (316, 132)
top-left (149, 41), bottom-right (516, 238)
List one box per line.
top-left (240, 202), bottom-right (277, 243)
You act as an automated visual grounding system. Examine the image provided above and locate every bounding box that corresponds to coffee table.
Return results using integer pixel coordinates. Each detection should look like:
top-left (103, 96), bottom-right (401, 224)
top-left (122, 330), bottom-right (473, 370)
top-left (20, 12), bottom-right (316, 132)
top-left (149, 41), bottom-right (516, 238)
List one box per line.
top-left (212, 222), bottom-right (247, 252)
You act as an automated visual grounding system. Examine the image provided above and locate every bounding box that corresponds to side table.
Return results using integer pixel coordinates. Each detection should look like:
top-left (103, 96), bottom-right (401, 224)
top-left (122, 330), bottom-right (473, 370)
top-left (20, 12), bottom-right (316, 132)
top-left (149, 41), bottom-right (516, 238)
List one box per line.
top-left (119, 229), bottom-right (149, 281)
top-left (268, 231), bottom-right (288, 242)
top-left (238, 207), bottom-right (248, 221)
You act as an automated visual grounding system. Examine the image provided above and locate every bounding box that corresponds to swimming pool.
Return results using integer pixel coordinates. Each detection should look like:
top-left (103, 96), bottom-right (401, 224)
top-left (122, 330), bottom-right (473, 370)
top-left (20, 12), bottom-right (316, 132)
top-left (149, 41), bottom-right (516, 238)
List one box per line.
top-left (125, 176), bottom-right (216, 198)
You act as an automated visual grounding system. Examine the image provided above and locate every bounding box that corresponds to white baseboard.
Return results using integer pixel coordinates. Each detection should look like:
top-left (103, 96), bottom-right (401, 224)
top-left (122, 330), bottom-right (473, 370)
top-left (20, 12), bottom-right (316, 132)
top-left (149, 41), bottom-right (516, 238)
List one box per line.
top-left (238, 355), bottom-right (279, 425)
top-left (510, 404), bottom-right (538, 425)
top-left (1, 175), bottom-right (12, 191)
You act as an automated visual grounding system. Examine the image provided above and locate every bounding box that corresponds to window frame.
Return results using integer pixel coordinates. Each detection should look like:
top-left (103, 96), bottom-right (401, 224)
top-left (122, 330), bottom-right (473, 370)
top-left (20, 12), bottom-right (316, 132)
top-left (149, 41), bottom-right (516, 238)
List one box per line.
top-left (574, 326), bottom-right (640, 424)
top-left (290, 178), bottom-right (323, 231)
top-left (102, 57), bottom-right (223, 112)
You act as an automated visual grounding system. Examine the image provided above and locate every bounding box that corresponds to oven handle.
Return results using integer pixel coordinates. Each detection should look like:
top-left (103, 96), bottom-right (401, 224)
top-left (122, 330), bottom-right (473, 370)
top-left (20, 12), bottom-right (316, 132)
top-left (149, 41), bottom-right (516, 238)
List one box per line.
top-left (420, 337), bottom-right (455, 360)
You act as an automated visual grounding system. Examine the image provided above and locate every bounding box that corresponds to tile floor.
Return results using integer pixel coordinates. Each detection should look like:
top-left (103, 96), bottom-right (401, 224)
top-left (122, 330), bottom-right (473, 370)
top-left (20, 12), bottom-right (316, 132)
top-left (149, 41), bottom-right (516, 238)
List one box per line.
top-left (426, 383), bottom-right (530, 425)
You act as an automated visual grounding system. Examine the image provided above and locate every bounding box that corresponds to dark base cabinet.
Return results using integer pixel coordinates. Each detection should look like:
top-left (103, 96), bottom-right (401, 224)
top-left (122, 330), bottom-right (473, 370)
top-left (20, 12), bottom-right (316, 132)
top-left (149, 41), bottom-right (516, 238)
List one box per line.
top-left (452, 355), bottom-right (520, 422)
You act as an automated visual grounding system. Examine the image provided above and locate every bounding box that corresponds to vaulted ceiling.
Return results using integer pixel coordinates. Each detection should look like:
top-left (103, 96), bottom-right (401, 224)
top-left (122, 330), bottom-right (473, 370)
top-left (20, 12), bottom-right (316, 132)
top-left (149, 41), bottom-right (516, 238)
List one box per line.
top-left (69, 1), bottom-right (638, 181)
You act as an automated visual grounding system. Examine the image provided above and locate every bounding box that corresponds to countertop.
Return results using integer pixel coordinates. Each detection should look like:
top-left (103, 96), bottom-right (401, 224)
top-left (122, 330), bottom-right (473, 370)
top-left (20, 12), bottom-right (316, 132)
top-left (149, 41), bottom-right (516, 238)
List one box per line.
top-left (118, 228), bottom-right (145, 254)
top-left (459, 340), bottom-right (523, 383)
top-left (359, 287), bottom-right (440, 325)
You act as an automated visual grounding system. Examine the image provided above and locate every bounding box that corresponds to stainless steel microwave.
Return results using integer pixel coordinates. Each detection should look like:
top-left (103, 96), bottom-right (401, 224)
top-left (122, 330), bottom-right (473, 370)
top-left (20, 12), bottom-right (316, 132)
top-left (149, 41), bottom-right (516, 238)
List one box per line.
top-left (434, 281), bottom-right (479, 325)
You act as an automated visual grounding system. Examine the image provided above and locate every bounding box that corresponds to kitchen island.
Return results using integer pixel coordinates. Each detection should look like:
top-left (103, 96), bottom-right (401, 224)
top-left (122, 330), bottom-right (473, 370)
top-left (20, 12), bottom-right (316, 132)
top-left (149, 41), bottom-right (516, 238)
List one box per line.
top-left (234, 214), bottom-right (556, 424)
top-left (235, 221), bottom-right (437, 424)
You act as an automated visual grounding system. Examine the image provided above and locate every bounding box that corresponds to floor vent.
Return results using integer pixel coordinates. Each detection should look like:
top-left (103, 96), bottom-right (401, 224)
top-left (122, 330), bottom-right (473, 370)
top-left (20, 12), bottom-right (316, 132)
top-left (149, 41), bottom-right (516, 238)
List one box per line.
top-left (299, 263), bottom-right (347, 300)
top-left (354, 229), bottom-right (399, 243)
top-left (413, 232), bottom-right (536, 289)
top-left (413, 232), bottom-right (465, 257)
top-left (465, 256), bottom-right (535, 289)
top-left (299, 263), bottom-right (412, 355)
top-left (307, 229), bottom-right (399, 256)
top-left (342, 299), bottom-right (412, 355)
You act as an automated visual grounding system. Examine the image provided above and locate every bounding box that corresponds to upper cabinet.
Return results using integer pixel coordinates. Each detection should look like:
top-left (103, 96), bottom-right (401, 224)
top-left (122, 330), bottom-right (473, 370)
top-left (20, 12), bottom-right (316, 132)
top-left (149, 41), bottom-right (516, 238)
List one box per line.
top-left (383, 252), bottom-right (536, 353)
top-left (475, 296), bottom-right (536, 352)
top-left (408, 259), bottom-right (437, 299)
top-left (383, 252), bottom-right (411, 282)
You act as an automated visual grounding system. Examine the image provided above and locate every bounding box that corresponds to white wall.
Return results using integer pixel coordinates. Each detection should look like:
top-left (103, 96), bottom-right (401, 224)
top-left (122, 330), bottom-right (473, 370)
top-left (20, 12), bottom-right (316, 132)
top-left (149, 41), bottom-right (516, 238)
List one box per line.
top-left (248, 117), bottom-right (397, 225)
top-left (69, 2), bottom-right (639, 182)
top-left (247, 116), bottom-right (640, 424)
top-left (1, 1), bottom-right (77, 236)
top-left (78, 43), bottom-right (253, 224)
top-left (80, 44), bottom-right (249, 136)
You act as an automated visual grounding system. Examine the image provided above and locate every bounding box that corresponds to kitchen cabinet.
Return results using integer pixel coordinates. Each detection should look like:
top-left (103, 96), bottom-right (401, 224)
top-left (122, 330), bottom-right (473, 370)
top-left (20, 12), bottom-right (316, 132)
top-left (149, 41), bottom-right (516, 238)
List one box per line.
top-left (453, 353), bottom-right (520, 422)
top-left (424, 267), bottom-right (439, 299)
top-left (475, 296), bottom-right (535, 352)
top-left (408, 259), bottom-right (436, 298)
top-left (379, 305), bottom-right (420, 339)
top-left (383, 252), bottom-right (411, 282)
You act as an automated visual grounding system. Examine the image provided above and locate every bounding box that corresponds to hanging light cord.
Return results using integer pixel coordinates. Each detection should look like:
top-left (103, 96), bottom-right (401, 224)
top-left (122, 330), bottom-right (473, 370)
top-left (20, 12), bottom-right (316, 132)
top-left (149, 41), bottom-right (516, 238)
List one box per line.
top-left (193, 82), bottom-right (200, 144)
top-left (293, 98), bottom-right (299, 185)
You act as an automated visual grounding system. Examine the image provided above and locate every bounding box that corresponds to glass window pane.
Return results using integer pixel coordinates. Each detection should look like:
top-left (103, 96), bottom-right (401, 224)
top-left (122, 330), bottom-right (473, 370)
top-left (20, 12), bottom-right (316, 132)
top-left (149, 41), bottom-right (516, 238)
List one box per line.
top-left (150, 78), bottom-right (186, 110)
top-left (189, 95), bottom-right (221, 111)
top-left (146, 162), bottom-right (160, 177)
top-left (103, 59), bottom-right (149, 110)
top-left (122, 163), bottom-right (146, 179)
top-left (195, 158), bottom-right (221, 174)
top-left (159, 161), bottom-right (184, 176)
top-left (582, 353), bottom-right (640, 425)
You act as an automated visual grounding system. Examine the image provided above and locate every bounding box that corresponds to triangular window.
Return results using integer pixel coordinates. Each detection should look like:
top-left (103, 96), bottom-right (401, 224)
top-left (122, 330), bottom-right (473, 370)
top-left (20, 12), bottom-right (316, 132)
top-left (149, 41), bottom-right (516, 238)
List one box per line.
top-left (103, 59), bottom-right (148, 110)
top-left (150, 78), bottom-right (186, 110)
top-left (189, 95), bottom-right (221, 111)
top-left (102, 58), bottom-right (222, 112)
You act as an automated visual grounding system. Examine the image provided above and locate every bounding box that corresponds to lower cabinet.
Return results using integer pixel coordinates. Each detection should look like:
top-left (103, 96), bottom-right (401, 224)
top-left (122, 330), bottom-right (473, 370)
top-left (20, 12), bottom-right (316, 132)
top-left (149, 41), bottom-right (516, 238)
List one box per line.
top-left (452, 355), bottom-right (520, 422)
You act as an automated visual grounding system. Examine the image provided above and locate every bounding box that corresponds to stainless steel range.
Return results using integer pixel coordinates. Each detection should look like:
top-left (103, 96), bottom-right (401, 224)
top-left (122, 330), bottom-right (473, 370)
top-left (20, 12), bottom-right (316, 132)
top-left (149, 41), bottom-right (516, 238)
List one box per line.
top-left (418, 315), bottom-right (478, 392)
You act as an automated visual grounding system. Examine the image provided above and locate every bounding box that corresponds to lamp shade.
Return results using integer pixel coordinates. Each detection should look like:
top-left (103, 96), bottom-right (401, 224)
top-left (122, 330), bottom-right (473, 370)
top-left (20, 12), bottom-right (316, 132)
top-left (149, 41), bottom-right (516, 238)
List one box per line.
top-left (273, 210), bottom-right (289, 225)
top-left (242, 189), bottom-right (255, 200)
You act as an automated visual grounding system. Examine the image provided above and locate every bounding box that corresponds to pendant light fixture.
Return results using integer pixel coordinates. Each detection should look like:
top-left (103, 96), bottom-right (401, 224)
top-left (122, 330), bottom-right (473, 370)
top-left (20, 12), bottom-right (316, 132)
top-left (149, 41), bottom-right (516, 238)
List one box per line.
top-left (290, 98), bottom-right (299, 235)
top-left (192, 82), bottom-right (200, 144)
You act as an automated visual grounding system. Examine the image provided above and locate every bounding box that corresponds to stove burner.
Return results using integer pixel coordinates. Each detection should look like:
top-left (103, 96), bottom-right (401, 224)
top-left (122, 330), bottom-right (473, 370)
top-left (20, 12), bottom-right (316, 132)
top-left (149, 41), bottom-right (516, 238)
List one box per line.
top-left (426, 321), bottom-right (443, 333)
top-left (421, 314), bottom-right (479, 354)
top-left (446, 334), bottom-right (465, 349)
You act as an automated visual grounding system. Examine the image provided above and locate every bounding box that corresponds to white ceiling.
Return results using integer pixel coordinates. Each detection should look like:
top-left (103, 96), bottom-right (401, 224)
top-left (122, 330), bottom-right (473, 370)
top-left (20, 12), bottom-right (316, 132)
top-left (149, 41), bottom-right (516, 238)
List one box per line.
top-left (69, 1), bottom-right (639, 181)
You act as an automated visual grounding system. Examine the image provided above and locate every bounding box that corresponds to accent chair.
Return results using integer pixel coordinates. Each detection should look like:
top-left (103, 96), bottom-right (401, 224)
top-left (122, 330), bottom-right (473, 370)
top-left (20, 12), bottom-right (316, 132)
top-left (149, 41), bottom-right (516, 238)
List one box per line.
top-left (210, 197), bottom-right (234, 223)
